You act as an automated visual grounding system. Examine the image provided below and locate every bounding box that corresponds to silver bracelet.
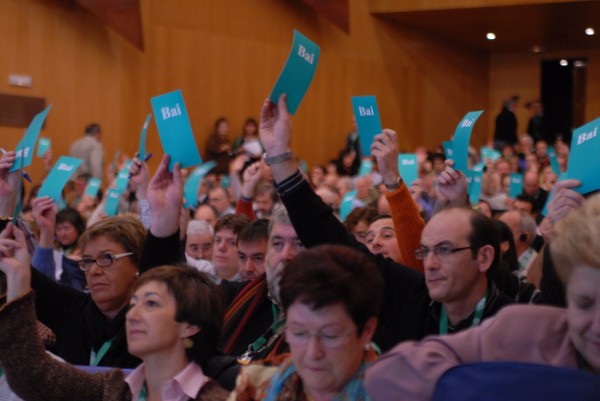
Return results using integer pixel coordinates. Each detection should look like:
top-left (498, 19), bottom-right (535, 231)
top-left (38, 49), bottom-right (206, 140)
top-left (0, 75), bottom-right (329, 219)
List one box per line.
top-left (264, 151), bottom-right (293, 166)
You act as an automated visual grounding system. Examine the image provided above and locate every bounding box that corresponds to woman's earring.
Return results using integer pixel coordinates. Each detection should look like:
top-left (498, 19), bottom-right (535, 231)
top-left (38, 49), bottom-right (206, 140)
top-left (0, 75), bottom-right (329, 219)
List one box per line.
top-left (182, 338), bottom-right (194, 349)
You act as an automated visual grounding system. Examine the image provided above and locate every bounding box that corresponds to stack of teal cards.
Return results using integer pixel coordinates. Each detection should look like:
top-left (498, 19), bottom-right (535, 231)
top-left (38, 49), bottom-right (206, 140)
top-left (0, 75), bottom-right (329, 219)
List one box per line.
top-left (352, 96), bottom-right (382, 158)
top-left (151, 90), bottom-right (202, 171)
top-left (38, 156), bottom-right (82, 202)
top-left (451, 110), bottom-right (483, 173)
top-left (10, 105), bottom-right (52, 173)
top-left (270, 30), bottom-right (320, 115)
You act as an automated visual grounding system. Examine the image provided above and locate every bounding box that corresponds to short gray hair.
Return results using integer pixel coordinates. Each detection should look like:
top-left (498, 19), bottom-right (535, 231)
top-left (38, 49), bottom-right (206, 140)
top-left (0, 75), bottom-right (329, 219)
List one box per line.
top-left (187, 220), bottom-right (214, 237)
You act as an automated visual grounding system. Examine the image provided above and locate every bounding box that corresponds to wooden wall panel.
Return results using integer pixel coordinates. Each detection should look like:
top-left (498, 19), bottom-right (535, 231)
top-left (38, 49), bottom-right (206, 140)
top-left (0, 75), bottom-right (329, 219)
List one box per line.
top-left (1, 0), bottom-right (490, 190)
top-left (490, 49), bottom-right (600, 139)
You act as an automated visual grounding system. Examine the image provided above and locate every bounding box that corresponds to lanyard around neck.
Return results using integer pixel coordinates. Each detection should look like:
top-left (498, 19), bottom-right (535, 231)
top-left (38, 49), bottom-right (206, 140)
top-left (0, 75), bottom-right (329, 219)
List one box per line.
top-left (439, 291), bottom-right (487, 335)
top-left (89, 337), bottom-right (114, 366)
top-left (238, 304), bottom-right (285, 364)
top-left (137, 383), bottom-right (148, 401)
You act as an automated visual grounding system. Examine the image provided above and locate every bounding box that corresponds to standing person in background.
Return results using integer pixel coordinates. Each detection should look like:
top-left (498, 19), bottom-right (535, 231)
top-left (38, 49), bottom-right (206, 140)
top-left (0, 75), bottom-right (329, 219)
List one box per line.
top-left (526, 100), bottom-right (554, 145)
top-left (69, 123), bottom-right (104, 179)
top-left (494, 96), bottom-right (519, 150)
top-left (206, 117), bottom-right (233, 175)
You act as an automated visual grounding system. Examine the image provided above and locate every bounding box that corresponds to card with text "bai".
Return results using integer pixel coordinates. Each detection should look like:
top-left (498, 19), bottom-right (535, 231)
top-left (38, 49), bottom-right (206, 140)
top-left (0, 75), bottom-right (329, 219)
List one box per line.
top-left (398, 154), bottom-right (418, 186)
top-left (150, 90), bottom-right (202, 171)
top-left (466, 170), bottom-right (483, 205)
top-left (352, 96), bottom-right (382, 158)
top-left (138, 113), bottom-right (152, 161)
top-left (183, 160), bottom-right (217, 209)
top-left (509, 173), bottom-right (523, 199)
top-left (566, 117), bottom-right (600, 195)
top-left (451, 110), bottom-right (484, 174)
top-left (116, 160), bottom-right (133, 192)
top-left (442, 140), bottom-right (453, 159)
top-left (10, 105), bottom-right (52, 172)
top-left (547, 146), bottom-right (561, 176)
top-left (38, 156), bottom-right (82, 202)
top-left (36, 137), bottom-right (51, 158)
top-left (340, 189), bottom-right (358, 222)
top-left (104, 188), bottom-right (124, 217)
top-left (270, 30), bottom-right (320, 115)
top-left (84, 177), bottom-right (102, 198)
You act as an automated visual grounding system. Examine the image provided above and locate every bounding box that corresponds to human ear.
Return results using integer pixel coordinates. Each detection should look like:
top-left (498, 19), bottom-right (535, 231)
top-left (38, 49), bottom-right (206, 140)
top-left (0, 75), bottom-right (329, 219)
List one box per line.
top-left (477, 244), bottom-right (495, 273)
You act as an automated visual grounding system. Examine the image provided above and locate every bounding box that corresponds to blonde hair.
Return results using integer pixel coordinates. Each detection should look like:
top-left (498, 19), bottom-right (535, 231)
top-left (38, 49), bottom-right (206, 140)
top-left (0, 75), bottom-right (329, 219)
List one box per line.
top-left (551, 193), bottom-right (600, 284)
top-left (78, 214), bottom-right (146, 267)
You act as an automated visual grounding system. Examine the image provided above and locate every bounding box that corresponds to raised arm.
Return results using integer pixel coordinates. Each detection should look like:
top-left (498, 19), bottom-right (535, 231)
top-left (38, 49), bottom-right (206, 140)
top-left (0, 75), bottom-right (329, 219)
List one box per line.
top-left (139, 154), bottom-right (184, 273)
top-left (0, 151), bottom-right (19, 216)
top-left (31, 196), bottom-right (59, 278)
top-left (0, 225), bottom-right (127, 400)
top-left (371, 130), bottom-right (425, 272)
top-left (235, 161), bottom-right (264, 221)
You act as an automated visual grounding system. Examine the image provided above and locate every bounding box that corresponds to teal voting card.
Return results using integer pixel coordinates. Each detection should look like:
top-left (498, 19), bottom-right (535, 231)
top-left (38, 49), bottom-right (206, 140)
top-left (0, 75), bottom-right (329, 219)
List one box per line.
top-left (509, 173), bottom-right (523, 198)
top-left (340, 189), bottom-right (357, 222)
top-left (270, 30), bottom-right (320, 115)
top-left (151, 90), bottom-right (202, 171)
top-left (116, 161), bottom-right (132, 192)
top-left (37, 137), bottom-right (51, 157)
top-left (442, 140), bottom-right (453, 159)
top-left (398, 154), bottom-right (418, 186)
top-left (452, 110), bottom-right (484, 173)
top-left (541, 172), bottom-right (568, 216)
top-left (352, 96), bottom-right (382, 157)
top-left (566, 117), bottom-right (600, 195)
top-left (183, 161), bottom-right (217, 208)
top-left (138, 113), bottom-right (152, 161)
top-left (38, 156), bottom-right (82, 202)
top-left (10, 105), bottom-right (52, 172)
top-left (104, 188), bottom-right (123, 217)
top-left (466, 170), bottom-right (483, 205)
top-left (358, 159), bottom-right (373, 177)
top-left (481, 146), bottom-right (501, 162)
top-left (547, 146), bottom-right (561, 175)
top-left (85, 178), bottom-right (102, 198)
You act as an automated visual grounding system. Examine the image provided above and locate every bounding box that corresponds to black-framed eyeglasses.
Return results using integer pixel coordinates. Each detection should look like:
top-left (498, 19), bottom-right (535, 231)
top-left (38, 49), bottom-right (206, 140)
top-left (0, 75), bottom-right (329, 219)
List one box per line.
top-left (414, 245), bottom-right (474, 260)
top-left (77, 252), bottom-right (134, 272)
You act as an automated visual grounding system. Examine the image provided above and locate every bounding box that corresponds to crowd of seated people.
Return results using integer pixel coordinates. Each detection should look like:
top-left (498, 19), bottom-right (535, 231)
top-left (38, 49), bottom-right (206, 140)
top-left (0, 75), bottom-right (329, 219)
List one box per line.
top-left (0, 92), bottom-right (597, 401)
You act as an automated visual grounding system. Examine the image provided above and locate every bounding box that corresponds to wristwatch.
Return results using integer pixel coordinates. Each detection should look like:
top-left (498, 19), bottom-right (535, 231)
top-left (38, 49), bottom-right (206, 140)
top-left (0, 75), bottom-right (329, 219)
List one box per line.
top-left (384, 176), bottom-right (404, 191)
top-left (264, 151), bottom-right (293, 166)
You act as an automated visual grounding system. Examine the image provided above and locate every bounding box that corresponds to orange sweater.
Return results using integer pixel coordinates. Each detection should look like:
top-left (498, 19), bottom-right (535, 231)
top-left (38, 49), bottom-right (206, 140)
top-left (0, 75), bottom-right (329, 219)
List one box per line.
top-left (386, 183), bottom-right (425, 272)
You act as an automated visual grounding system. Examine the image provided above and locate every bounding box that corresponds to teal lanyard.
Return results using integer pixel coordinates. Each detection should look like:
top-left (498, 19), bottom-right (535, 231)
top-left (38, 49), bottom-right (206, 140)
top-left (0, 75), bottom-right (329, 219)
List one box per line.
top-left (89, 337), bottom-right (114, 366)
top-left (0, 367), bottom-right (3, 379)
top-left (439, 291), bottom-right (487, 335)
top-left (238, 304), bottom-right (285, 364)
top-left (138, 383), bottom-right (148, 401)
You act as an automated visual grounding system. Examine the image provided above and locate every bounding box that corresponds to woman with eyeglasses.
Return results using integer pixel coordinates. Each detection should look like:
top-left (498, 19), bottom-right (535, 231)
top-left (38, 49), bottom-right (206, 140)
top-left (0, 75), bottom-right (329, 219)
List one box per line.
top-left (30, 210), bottom-right (146, 368)
top-left (229, 244), bottom-right (382, 401)
top-left (0, 223), bottom-right (228, 400)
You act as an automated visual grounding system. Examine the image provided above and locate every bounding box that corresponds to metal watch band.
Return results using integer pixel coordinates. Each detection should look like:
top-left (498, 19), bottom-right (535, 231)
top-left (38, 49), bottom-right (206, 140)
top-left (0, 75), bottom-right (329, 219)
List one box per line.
top-left (264, 151), bottom-right (293, 166)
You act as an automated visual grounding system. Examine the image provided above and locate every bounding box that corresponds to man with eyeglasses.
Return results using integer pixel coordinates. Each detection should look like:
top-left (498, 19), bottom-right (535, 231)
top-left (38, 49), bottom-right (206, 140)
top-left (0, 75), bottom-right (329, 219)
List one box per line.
top-left (418, 207), bottom-right (512, 335)
top-left (258, 94), bottom-right (512, 348)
